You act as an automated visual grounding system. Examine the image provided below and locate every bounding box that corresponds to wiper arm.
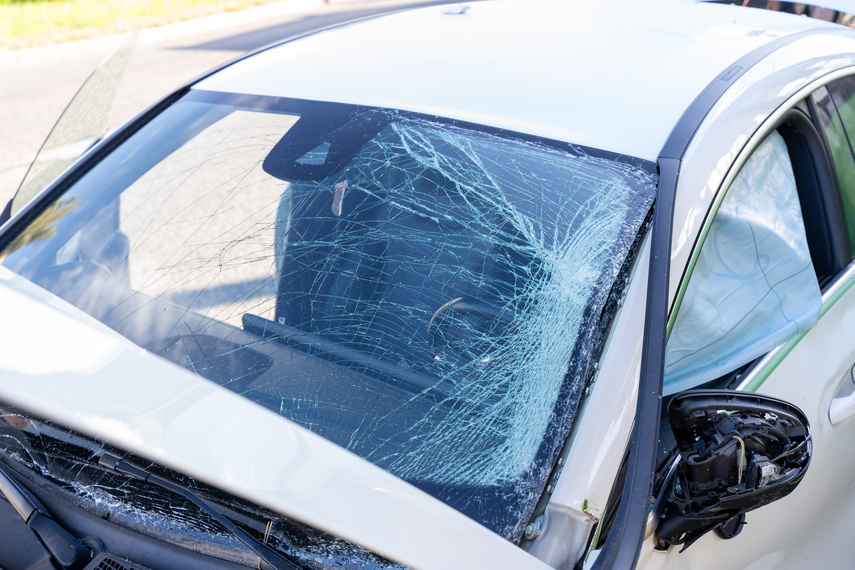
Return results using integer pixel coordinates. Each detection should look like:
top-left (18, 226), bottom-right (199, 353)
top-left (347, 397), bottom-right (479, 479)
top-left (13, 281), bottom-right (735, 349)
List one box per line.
top-left (98, 453), bottom-right (300, 570)
top-left (0, 462), bottom-right (91, 569)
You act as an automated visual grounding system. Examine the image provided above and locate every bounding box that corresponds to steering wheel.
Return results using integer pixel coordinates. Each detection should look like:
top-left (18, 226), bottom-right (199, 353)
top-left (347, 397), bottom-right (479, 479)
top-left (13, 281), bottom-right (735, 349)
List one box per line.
top-left (427, 297), bottom-right (514, 350)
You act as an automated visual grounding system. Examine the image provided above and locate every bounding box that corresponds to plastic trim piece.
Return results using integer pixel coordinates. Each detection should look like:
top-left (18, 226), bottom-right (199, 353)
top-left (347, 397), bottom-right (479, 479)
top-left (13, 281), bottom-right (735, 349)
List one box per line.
top-left (591, 27), bottom-right (829, 570)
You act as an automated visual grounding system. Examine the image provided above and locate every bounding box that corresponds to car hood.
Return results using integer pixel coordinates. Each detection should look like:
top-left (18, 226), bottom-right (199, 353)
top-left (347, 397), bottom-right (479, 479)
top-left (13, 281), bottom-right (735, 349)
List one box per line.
top-left (0, 266), bottom-right (550, 570)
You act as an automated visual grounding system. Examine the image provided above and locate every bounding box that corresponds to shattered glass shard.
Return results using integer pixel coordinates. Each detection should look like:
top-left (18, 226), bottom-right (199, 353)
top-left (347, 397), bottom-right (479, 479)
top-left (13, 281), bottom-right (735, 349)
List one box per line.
top-left (296, 142), bottom-right (331, 166)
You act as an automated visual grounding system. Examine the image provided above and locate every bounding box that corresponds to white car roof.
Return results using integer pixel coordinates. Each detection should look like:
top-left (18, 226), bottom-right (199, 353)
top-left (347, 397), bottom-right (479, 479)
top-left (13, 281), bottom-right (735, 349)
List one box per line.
top-left (196, 0), bottom-right (837, 162)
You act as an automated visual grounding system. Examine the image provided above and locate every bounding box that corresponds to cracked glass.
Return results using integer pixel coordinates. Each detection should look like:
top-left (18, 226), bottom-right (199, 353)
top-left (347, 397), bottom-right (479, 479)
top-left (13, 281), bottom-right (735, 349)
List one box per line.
top-left (0, 89), bottom-right (656, 548)
top-left (0, 405), bottom-right (402, 569)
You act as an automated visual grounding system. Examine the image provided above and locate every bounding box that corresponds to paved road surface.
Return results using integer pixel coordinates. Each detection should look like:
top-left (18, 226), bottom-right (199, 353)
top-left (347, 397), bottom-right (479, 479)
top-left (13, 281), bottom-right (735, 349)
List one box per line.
top-left (0, 0), bottom-right (445, 209)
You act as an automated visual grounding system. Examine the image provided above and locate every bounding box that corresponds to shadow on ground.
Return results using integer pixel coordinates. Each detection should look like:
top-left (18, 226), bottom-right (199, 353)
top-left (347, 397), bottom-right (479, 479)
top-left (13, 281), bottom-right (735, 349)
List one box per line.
top-left (178, 0), bottom-right (456, 52)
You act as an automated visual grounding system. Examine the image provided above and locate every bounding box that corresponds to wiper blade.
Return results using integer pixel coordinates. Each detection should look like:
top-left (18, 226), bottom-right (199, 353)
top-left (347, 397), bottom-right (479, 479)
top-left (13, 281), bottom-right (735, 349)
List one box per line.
top-left (99, 453), bottom-right (300, 570)
top-left (0, 462), bottom-right (91, 569)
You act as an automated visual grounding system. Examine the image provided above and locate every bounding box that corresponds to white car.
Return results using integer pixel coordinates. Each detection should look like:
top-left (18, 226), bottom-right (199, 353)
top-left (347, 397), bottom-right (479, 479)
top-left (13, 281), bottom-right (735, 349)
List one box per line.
top-left (0, 0), bottom-right (853, 568)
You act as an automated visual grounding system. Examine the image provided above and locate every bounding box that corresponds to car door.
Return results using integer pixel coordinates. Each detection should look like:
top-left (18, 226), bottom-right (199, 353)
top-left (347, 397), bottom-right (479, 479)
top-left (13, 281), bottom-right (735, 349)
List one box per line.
top-left (637, 78), bottom-right (855, 568)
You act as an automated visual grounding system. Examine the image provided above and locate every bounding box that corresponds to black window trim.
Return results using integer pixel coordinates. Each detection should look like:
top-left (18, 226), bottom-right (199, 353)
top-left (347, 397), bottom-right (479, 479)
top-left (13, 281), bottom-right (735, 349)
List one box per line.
top-left (779, 104), bottom-right (852, 284)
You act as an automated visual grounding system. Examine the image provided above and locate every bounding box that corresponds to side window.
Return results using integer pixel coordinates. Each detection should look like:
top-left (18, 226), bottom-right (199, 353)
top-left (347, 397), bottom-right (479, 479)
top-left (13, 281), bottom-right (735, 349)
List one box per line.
top-left (817, 78), bottom-right (855, 253)
top-left (663, 131), bottom-right (822, 395)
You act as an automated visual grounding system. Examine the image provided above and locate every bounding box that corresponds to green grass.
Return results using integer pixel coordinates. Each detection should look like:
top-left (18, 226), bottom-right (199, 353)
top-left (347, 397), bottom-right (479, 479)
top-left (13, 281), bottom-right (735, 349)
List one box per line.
top-left (0, 0), bottom-right (287, 49)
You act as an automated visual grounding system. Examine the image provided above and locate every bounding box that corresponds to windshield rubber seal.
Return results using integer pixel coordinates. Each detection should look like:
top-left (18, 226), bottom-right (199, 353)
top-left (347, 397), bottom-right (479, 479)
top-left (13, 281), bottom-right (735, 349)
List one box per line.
top-left (590, 26), bottom-right (832, 570)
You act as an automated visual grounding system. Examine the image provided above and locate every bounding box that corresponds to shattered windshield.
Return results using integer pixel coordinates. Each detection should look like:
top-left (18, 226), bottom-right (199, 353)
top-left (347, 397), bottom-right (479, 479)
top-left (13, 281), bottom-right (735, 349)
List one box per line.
top-left (0, 90), bottom-right (656, 542)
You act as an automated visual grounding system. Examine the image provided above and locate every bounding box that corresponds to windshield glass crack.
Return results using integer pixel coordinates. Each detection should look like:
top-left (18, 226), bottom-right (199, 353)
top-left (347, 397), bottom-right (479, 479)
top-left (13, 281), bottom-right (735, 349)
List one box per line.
top-left (0, 91), bottom-right (657, 544)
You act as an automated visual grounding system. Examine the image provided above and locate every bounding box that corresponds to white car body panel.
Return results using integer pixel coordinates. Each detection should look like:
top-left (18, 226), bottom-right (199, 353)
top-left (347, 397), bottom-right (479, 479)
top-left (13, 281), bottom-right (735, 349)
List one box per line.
top-left (3, 1), bottom-right (855, 568)
top-left (634, 26), bottom-right (855, 570)
top-left (0, 267), bottom-right (551, 570)
top-left (196, 0), bottom-right (833, 162)
top-left (529, 26), bottom-right (855, 570)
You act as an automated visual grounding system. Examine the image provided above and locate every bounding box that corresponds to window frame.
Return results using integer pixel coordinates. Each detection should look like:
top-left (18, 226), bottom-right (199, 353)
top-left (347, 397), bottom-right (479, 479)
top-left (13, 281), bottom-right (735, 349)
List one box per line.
top-left (663, 128), bottom-right (824, 394)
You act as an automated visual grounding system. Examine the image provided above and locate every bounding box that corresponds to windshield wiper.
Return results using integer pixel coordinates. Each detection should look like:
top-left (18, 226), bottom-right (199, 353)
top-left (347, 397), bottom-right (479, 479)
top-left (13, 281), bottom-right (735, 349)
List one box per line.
top-left (0, 462), bottom-right (91, 569)
top-left (98, 453), bottom-right (300, 570)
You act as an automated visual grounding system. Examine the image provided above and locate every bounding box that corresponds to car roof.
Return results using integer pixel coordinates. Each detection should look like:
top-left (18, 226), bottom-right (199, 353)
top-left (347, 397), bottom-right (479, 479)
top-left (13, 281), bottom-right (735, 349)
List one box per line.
top-left (195, 0), bottom-right (838, 162)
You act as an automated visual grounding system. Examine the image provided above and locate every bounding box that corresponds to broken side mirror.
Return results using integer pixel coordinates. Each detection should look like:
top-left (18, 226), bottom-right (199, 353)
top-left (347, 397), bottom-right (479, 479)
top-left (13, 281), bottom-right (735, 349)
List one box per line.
top-left (655, 390), bottom-right (811, 550)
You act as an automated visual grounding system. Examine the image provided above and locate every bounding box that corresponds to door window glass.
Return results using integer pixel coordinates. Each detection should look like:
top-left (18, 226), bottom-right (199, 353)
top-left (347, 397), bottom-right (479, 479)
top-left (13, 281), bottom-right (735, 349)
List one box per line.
top-left (816, 81), bottom-right (855, 253)
top-left (664, 131), bottom-right (822, 394)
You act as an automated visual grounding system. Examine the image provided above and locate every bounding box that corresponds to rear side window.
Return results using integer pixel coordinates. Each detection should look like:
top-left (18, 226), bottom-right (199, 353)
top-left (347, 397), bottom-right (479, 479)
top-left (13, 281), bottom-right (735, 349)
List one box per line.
top-left (816, 79), bottom-right (855, 253)
top-left (663, 131), bottom-right (822, 394)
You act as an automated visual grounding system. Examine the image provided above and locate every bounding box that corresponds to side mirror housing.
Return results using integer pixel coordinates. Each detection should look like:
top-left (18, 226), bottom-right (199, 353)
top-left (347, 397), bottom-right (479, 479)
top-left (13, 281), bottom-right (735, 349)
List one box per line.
top-left (656, 390), bottom-right (811, 549)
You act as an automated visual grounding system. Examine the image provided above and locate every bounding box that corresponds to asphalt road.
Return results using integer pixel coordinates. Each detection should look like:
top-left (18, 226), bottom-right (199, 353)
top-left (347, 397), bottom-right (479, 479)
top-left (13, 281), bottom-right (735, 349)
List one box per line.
top-left (0, 0), bottom-right (446, 209)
